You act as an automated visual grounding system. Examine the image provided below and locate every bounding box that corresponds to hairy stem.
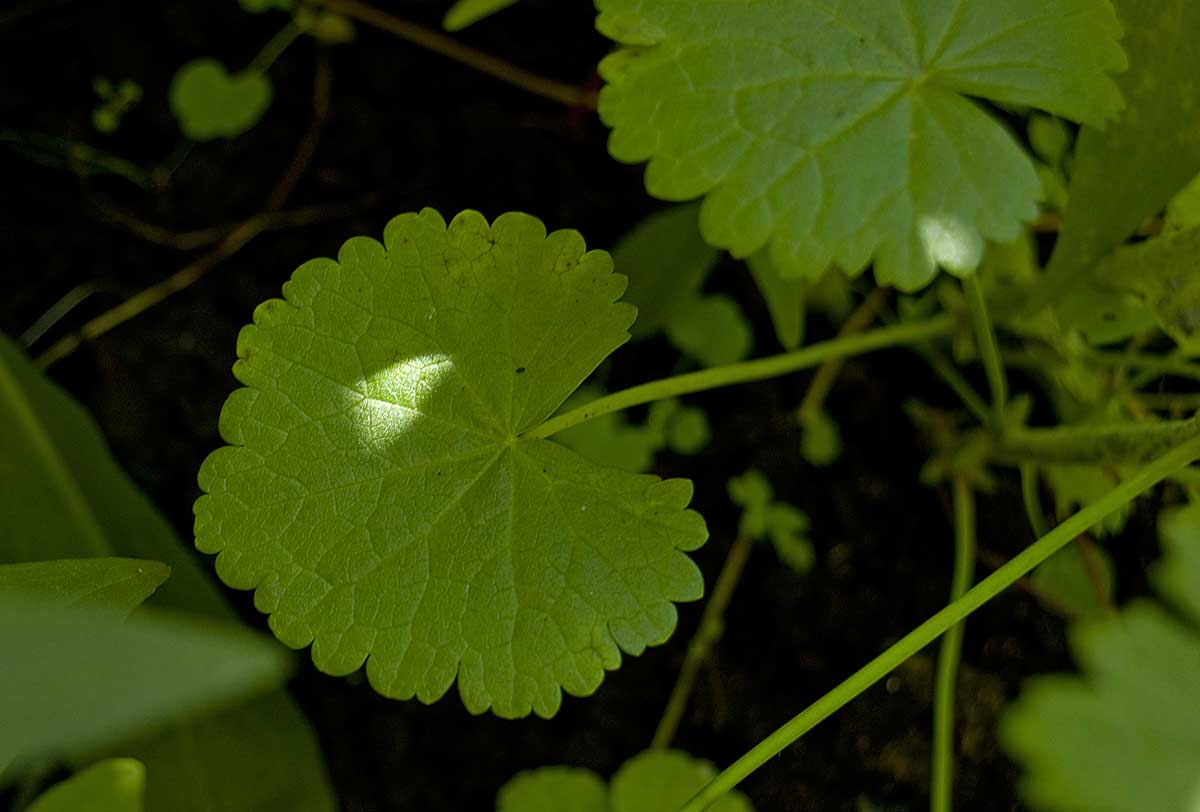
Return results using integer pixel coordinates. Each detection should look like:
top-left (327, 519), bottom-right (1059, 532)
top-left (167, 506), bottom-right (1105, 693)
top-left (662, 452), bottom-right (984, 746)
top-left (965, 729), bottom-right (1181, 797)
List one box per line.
top-left (963, 275), bottom-right (1007, 428)
top-left (931, 477), bottom-right (976, 812)
top-left (994, 413), bottom-right (1200, 466)
top-left (526, 315), bottom-right (958, 440)
top-left (675, 432), bottom-right (1200, 812)
top-left (652, 534), bottom-right (755, 749)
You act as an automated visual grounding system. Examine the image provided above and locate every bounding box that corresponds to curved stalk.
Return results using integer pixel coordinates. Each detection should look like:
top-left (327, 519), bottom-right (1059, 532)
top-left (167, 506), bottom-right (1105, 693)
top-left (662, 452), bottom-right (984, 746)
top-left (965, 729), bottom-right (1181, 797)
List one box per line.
top-left (526, 315), bottom-right (957, 440)
top-left (931, 478), bottom-right (977, 812)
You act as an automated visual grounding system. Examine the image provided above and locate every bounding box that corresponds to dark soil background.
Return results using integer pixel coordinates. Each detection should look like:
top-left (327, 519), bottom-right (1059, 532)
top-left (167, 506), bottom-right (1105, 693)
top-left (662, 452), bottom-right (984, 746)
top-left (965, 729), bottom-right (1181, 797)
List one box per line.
top-left (0, 2), bottom-right (1160, 810)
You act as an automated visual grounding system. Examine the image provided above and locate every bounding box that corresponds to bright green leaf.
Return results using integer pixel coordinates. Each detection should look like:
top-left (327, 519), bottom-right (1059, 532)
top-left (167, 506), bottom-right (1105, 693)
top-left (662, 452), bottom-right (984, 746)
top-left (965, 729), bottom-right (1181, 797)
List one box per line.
top-left (798, 408), bottom-right (842, 467)
top-left (1040, 0), bottom-right (1200, 313)
top-left (444, 0), bottom-right (521, 31)
top-left (1002, 517), bottom-right (1200, 812)
top-left (614, 203), bottom-right (719, 340)
top-left (0, 558), bottom-right (168, 615)
top-left (665, 294), bottom-right (752, 367)
top-left (1029, 543), bottom-right (1115, 619)
top-left (0, 598), bottom-right (290, 763)
top-left (196, 209), bottom-right (708, 718)
top-left (169, 59), bottom-right (272, 141)
top-left (497, 750), bottom-right (753, 812)
top-left (746, 249), bottom-right (806, 349)
top-left (0, 334), bottom-right (337, 812)
top-left (26, 759), bottom-right (145, 812)
top-left (610, 750), bottom-right (753, 812)
top-left (497, 766), bottom-right (608, 812)
top-left (597, 0), bottom-right (1125, 290)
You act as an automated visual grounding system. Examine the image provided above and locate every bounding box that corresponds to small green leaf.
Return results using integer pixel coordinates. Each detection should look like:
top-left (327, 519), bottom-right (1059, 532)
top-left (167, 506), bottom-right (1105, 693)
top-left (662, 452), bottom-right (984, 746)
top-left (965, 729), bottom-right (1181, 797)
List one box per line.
top-left (663, 403), bottom-right (710, 456)
top-left (665, 295), bottom-right (752, 367)
top-left (1002, 515), bottom-right (1200, 812)
top-left (597, 0), bottom-right (1125, 290)
top-left (1028, 114), bottom-right (1072, 167)
top-left (1029, 543), bottom-right (1115, 618)
top-left (611, 750), bottom-right (753, 812)
top-left (497, 750), bottom-right (754, 812)
top-left (613, 203), bottom-right (719, 340)
top-left (1, 598), bottom-right (291, 763)
top-left (0, 558), bottom-right (169, 615)
top-left (308, 12), bottom-right (356, 44)
top-left (196, 209), bottom-right (708, 718)
top-left (443, 0), bottom-right (521, 31)
top-left (169, 59), bottom-right (272, 141)
top-left (1042, 463), bottom-right (1130, 536)
top-left (497, 766), bottom-right (608, 812)
top-left (26, 759), bottom-right (145, 812)
top-left (746, 249), bottom-right (806, 349)
top-left (728, 469), bottom-right (773, 540)
top-left (798, 408), bottom-right (842, 467)
top-left (1040, 0), bottom-right (1200, 312)
top-left (765, 504), bottom-right (814, 574)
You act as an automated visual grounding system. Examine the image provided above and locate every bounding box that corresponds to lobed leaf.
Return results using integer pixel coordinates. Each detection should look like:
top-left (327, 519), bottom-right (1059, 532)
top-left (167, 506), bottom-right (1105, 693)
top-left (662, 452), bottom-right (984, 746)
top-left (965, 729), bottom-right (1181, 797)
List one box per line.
top-left (196, 209), bottom-right (708, 718)
top-left (597, 0), bottom-right (1125, 291)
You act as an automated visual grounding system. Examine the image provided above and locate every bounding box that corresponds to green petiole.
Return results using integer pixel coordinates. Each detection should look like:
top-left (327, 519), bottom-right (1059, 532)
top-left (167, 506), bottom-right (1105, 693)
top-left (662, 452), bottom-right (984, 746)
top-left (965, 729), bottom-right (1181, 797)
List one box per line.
top-left (525, 314), bottom-right (958, 440)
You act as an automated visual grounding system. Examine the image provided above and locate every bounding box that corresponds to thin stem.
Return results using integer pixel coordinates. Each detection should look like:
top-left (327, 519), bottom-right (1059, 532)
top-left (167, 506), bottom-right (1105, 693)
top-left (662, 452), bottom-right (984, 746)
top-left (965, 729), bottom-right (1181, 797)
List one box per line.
top-left (912, 345), bottom-right (992, 426)
top-left (320, 0), bottom-right (597, 109)
top-left (1019, 463), bottom-right (1048, 539)
top-left (526, 315), bottom-right (958, 440)
top-left (931, 477), bottom-right (976, 812)
top-left (248, 20), bottom-right (305, 73)
top-left (963, 275), bottom-right (1007, 428)
top-left (652, 534), bottom-right (755, 749)
top-left (796, 288), bottom-right (890, 418)
top-left (676, 432), bottom-right (1200, 812)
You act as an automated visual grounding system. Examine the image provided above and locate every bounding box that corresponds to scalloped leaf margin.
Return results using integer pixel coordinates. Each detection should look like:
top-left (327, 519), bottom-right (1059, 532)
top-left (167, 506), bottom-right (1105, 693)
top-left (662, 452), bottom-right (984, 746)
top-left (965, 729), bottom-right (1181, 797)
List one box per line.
top-left (195, 209), bottom-right (708, 719)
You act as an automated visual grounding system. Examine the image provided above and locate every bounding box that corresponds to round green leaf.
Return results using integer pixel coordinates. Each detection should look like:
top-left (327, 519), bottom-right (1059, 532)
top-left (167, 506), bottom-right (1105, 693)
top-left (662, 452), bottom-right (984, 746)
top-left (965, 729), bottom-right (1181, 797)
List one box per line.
top-left (497, 766), bottom-right (608, 812)
top-left (611, 750), bottom-right (752, 812)
top-left (169, 59), bottom-right (272, 141)
top-left (596, 0), bottom-right (1126, 290)
top-left (195, 209), bottom-right (708, 718)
